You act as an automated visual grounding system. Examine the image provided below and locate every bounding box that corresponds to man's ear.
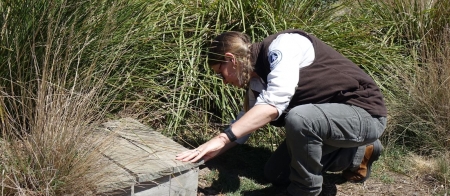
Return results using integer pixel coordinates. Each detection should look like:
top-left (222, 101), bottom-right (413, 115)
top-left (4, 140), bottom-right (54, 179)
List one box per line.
top-left (224, 52), bottom-right (235, 63)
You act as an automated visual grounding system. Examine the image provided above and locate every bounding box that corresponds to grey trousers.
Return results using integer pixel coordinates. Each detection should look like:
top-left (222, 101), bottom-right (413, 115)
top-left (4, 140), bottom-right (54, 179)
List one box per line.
top-left (264, 103), bottom-right (387, 196)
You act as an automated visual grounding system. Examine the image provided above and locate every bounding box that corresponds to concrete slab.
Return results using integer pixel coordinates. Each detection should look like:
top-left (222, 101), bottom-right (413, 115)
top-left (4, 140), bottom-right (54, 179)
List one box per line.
top-left (97, 118), bottom-right (201, 196)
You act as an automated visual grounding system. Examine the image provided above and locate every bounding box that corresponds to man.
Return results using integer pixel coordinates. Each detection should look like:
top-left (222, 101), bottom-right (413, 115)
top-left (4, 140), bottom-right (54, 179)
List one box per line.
top-left (176, 29), bottom-right (387, 196)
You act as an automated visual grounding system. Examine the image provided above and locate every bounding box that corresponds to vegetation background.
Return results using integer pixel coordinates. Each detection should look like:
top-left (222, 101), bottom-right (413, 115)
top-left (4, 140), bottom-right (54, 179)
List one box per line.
top-left (0, 0), bottom-right (449, 195)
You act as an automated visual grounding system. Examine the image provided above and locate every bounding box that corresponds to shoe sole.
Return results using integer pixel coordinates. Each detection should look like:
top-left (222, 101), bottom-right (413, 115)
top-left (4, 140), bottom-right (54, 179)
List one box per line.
top-left (358, 140), bottom-right (383, 183)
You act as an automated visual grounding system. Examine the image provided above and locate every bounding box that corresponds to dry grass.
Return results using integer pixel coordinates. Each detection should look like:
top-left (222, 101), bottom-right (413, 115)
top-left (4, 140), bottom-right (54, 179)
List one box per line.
top-left (0, 42), bottom-right (118, 195)
top-left (382, 23), bottom-right (450, 193)
top-left (0, 1), bottom-right (140, 195)
top-left (389, 27), bottom-right (450, 153)
top-left (407, 152), bottom-right (450, 192)
top-left (0, 92), bottom-right (109, 195)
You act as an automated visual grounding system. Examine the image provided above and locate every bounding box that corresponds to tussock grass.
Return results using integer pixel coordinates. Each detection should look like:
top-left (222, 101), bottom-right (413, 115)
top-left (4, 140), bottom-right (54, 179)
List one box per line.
top-left (0, 0), bottom-right (145, 194)
top-left (366, 0), bottom-right (450, 153)
top-left (399, 30), bottom-right (450, 153)
top-left (360, 0), bottom-right (450, 190)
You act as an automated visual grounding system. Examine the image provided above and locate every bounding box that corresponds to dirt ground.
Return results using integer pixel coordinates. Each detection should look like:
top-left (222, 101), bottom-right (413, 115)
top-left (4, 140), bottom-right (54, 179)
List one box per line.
top-left (195, 150), bottom-right (448, 196)
top-left (197, 165), bottom-right (446, 196)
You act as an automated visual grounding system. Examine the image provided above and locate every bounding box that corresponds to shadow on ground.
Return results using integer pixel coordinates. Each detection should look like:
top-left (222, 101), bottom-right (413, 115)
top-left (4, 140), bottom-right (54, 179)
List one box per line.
top-left (197, 144), bottom-right (348, 196)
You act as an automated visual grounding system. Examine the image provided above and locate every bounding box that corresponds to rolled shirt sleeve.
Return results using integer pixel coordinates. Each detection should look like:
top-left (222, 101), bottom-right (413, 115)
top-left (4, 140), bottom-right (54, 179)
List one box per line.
top-left (255, 33), bottom-right (315, 119)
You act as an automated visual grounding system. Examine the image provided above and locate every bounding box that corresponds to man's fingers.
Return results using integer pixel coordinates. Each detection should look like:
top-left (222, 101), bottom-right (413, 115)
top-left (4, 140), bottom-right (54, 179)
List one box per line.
top-left (176, 137), bottom-right (225, 163)
top-left (190, 150), bottom-right (206, 163)
top-left (182, 149), bottom-right (201, 162)
top-left (176, 149), bottom-right (200, 161)
top-left (175, 149), bottom-right (205, 162)
top-left (175, 150), bottom-right (192, 160)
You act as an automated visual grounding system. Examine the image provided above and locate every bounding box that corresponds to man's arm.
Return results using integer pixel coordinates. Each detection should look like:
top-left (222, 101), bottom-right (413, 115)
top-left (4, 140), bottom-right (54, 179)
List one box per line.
top-left (175, 104), bottom-right (277, 163)
top-left (228, 104), bottom-right (278, 139)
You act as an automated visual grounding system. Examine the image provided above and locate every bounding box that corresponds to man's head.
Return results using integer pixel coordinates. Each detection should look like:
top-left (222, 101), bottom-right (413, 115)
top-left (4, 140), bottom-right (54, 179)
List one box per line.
top-left (208, 31), bottom-right (254, 88)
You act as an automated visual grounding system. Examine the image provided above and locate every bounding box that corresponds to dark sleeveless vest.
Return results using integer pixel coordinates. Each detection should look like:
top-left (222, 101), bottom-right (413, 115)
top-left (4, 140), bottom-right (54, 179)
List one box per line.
top-left (251, 29), bottom-right (387, 127)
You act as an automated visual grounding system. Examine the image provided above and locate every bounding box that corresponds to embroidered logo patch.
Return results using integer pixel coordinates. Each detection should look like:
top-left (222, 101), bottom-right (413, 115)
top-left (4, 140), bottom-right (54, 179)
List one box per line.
top-left (268, 50), bottom-right (282, 70)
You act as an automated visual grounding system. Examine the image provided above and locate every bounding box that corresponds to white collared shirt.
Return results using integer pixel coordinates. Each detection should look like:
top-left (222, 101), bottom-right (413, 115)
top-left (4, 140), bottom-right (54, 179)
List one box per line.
top-left (234, 33), bottom-right (315, 144)
top-left (256, 33), bottom-right (315, 119)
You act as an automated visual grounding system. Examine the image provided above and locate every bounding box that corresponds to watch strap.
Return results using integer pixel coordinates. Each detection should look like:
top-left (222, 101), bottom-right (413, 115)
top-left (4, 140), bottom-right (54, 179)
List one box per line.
top-left (223, 126), bottom-right (237, 142)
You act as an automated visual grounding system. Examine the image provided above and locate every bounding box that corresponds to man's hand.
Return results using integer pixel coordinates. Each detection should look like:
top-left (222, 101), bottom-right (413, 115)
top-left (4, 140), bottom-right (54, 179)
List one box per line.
top-left (176, 133), bottom-right (229, 163)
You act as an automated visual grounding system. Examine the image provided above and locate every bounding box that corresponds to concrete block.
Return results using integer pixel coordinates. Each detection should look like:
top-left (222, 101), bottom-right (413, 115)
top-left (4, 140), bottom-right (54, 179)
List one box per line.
top-left (97, 118), bottom-right (201, 196)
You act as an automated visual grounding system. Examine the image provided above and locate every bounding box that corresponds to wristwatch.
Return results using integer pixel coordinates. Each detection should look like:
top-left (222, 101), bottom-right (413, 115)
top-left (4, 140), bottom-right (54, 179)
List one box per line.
top-left (223, 126), bottom-right (237, 142)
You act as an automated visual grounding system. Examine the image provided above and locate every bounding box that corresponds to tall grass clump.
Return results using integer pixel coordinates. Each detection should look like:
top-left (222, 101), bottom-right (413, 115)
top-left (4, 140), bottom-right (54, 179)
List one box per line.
top-left (355, 1), bottom-right (450, 186)
top-left (395, 28), bottom-right (450, 153)
top-left (358, 0), bottom-right (450, 153)
top-left (0, 0), bottom-right (148, 194)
